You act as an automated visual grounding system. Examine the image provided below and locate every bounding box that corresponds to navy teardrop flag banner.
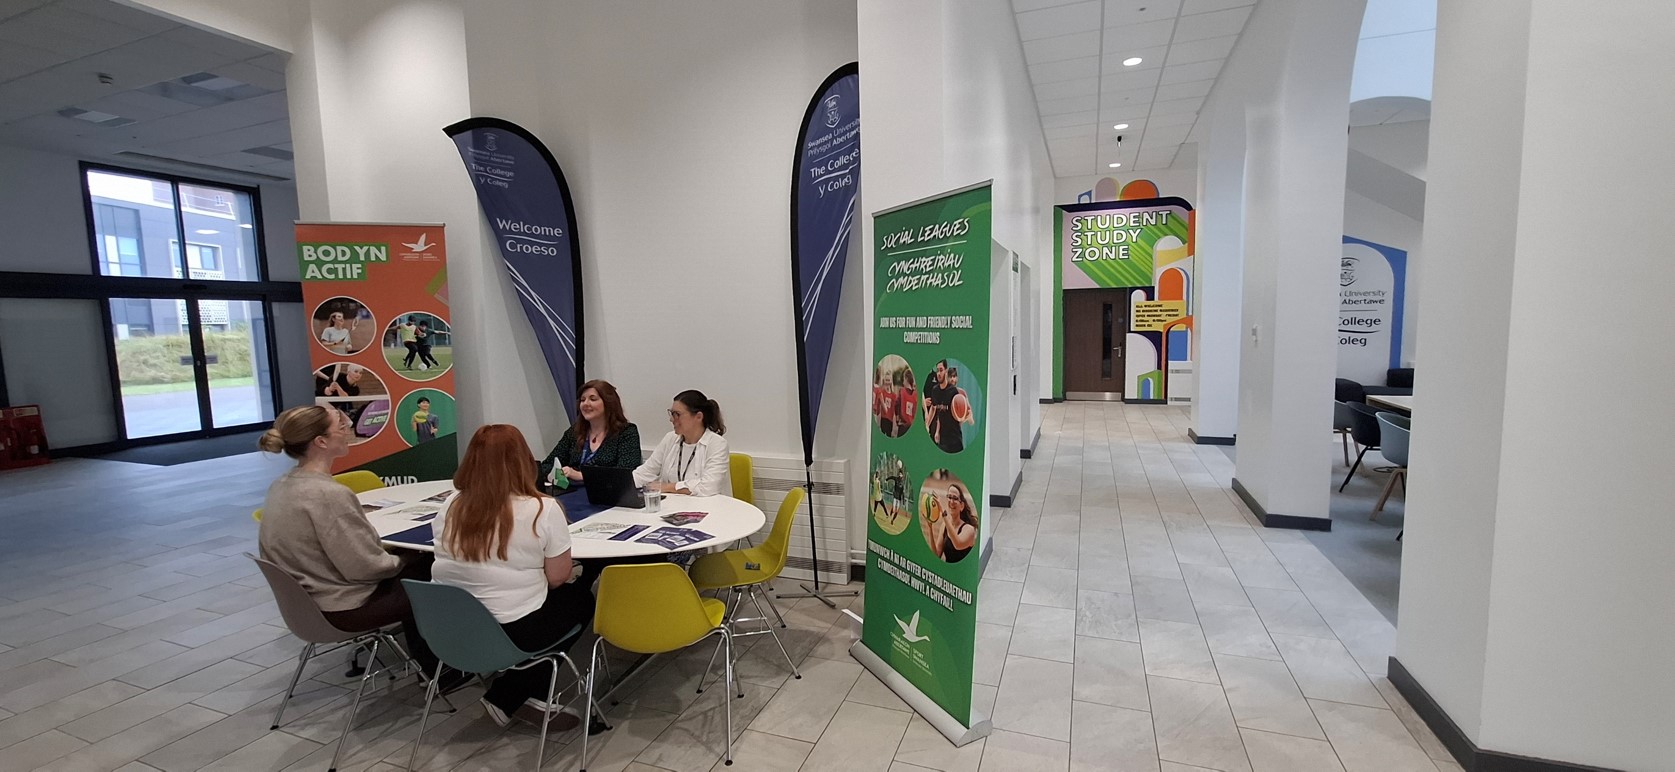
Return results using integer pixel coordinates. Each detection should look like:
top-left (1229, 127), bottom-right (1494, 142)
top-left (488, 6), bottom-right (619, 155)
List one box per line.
top-left (791, 63), bottom-right (861, 465)
top-left (445, 118), bottom-right (584, 422)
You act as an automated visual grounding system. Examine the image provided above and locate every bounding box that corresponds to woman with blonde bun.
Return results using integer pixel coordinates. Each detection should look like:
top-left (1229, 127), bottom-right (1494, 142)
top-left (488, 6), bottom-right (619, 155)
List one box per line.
top-left (257, 405), bottom-right (454, 684)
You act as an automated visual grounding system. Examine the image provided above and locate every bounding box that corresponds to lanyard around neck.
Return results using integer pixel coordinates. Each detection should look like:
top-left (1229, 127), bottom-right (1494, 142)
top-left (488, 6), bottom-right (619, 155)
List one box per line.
top-left (675, 438), bottom-right (698, 481)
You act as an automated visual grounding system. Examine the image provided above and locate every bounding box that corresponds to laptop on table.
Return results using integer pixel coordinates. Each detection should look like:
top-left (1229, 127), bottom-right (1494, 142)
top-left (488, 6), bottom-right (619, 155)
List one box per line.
top-left (559, 465), bottom-right (644, 522)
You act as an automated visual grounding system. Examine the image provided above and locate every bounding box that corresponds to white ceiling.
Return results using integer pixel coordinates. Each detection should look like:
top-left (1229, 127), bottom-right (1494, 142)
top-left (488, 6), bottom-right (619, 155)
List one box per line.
top-left (1015, 0), bottom-right (1259, 177)
top-left (0, 0), bottom-right (293, 181)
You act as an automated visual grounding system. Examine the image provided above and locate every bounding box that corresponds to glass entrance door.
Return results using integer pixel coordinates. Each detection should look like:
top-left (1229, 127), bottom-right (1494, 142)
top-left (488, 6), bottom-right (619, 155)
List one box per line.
top-left (109, 297), bottom-right (276, 439)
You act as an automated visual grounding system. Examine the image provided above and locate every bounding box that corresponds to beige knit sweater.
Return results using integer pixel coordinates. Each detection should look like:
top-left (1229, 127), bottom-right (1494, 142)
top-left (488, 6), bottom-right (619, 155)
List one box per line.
top-left (258, 468), bottom-right (401, 611)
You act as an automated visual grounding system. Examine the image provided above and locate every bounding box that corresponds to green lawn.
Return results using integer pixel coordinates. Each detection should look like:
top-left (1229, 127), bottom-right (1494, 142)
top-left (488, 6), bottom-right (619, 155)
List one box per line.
top-left (121, 377), bottom-right (256, 396)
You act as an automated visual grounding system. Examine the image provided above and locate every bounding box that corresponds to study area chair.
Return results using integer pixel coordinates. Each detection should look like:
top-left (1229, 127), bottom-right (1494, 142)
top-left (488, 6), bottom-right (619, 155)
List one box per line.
top-left (402, 580), bottom-right (595, 772)
top-left (1339, 401), bottom-right (1384, 492)
top-left (1333, 401), bottom-right (1354, 467)
top-left (689, 486), bottom-right (805, 688)
top-left (584, 563), bottom-right (737, 770)
top-left (1373, 413), bottom-right (1411, 519)
top-left (249, 555), bottom-right (417, 772)
top-left (728, 453), bottom-right (755, 506)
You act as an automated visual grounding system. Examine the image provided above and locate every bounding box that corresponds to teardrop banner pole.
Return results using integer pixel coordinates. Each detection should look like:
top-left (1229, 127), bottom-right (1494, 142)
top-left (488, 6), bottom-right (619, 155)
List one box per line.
top-left (776, 63), bottom-right (860, 608)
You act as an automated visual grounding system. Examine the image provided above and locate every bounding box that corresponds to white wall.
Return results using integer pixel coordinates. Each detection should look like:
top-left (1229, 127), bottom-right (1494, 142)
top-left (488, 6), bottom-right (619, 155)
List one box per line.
top-left (1398, 1), bottom-right (1675, 767)
top-left (0, 145), bottom-right (92, 275)
top-left (1052, 169), bottom-right (1197, 205)
top-left (120, 0), bottom-right (297, 54)
top-left (1191, 97), bottom-right (1245, 441)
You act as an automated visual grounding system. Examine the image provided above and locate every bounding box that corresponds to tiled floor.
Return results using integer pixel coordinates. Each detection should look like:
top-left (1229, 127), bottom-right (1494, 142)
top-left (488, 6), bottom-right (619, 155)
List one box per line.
top-left (0, 403), bottom-right (1459, 771)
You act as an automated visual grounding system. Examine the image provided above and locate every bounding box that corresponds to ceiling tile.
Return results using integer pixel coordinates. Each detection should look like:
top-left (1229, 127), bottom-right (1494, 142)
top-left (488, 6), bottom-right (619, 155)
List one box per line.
top-left (1159, 58), bottom-right (1223, 84)
top-left (1103, 0), bottom-right (1181, 27)
top-left (1023, 30), bottom-right (1101, 64)
top-left (1173, 5), bottom-right (1251, 42)
top-left (80, 89), bottom-right (196, 122)
top-left (1164, 34), bottom-right (1237, 65)
top-left (1155, 78), bottom-right (1212, 101)
top-left (1179, 0), bottom-right (1255, 14)
top-left (209, 60), bottom-right (286, 92)
top-left (57, 0), bottom-right (178, 35)
top-left (1034, 76), bottom-right (1100, 101)
top-left (1015, 0), bottom-right (1101, 41)
top-left (1099, 86), bottom-right (1155, 110)
top-left (1145, 111), bottom-right (1198, 127)
top-left (0, 39), bottom-right (66, 82)
top-left (1097, 67), bottom-right (1160, 93)
top-left (1042, 109), bottom-right (1099, 128)
top-left (1030, 56), bottom-right (1099, 85)
top-left (1173, 142), bottom-right (1199, 167)
top-left (1099, 106), bottom-right (1152, 122)
top-left (246, 53), bottom-right (287, 73)
top-left (1043, 123), bottom-right (1098, 140)
top-left (1099, 121), bottom-right (1144, 142)
top-left (1038, 94), bottom-right (1101, 116)
top-left (1102, 18), bottom-right (1174, 52)
top-left (1142, 123), bottom-right (1192, 144)
top-left (1135, 157), bottom-right (1174, 170)
top-left (158, 25), bottom-right (268, 62)
top-left (1100, 44), bottom-right (1166, 72)
top-left (1014, 0), bottom-right (1087, 13)
top-left (1149, 95), bottom-right (1205, 116)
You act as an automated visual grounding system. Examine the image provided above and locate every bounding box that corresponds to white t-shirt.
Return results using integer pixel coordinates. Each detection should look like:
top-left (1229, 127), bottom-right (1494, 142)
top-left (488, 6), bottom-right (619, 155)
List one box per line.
top-left (431, 493), bottom-right (571, 623)
top-left (320, 326), bottom-right (351, 351)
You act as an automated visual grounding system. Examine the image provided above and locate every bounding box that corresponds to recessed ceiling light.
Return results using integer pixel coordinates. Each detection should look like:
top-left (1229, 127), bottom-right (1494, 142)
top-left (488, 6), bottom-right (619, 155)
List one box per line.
top-left (1113, 123), bottom-right (1129, 130)
top-left (1123, 57), bottom-right (1143, 67)
top-left (195, 229), bottom-right (219, 235)
top-left (1108, 163), bottom-right (1122, 168)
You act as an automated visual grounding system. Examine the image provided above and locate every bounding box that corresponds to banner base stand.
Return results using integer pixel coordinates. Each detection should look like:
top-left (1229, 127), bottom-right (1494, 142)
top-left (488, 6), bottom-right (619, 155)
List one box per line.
top-left (777, 583), bottom-right (859, 608)
top-left (849, 641), bottom-right (992, 747)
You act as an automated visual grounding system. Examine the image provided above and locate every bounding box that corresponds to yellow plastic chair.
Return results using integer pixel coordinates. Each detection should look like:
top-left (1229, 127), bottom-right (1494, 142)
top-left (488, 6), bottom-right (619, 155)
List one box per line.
top-left (333, 470), bottom-right (385, 494)
top-left (255, 471), bottom-right (383, 522)
top-left (583, 563), bottom-right (736, 770)
top-left (728, 453), bottom-right (754, 505)
top-left (689, 486), bottom-right (805, 683)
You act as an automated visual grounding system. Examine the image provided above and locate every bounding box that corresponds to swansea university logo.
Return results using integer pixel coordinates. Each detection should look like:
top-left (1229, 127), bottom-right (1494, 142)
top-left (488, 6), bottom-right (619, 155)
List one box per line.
top-left (483, 132), bottom-right (498, 152)
top-left (1340, 256), bottom-right (1358, 288)
top-left (825, 95), bottom-right (841, 128)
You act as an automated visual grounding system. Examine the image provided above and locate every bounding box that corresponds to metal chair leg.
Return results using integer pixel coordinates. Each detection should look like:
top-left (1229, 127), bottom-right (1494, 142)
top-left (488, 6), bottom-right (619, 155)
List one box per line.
top-left (721, 630), bottom-right (735, 766)
top-left (759, 586), bottom-right (789, 629)
top-left (1339, 447), bottom-right (1369, 492)
top-left (271, 642), bottom-right (314, 729)
top-left (1341, 431), bottom-right (1352, 466)
top-left (406, 661), bottom-right (443, 771)
top-left (330, 636), bottom-right (380, 772)
top-left (750, 590), bottom-right (799, 680)
top-left (535, 659), bottom-right (561, 772)
top-left (582, 638), bottom-right (607, 772)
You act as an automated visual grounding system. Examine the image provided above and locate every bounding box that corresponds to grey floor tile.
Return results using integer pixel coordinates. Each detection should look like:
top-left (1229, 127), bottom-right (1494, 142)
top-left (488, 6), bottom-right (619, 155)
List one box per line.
top-left (746, 655), bottom-right (860, 742)
top-left (1070, 636), bottom-right (1147, 711)
top-left (195, 731), bottom-right (320, 771)
top-left (800, 701), bottom-right (910, 771)
top-left (984, 547), bottom-right (1032, 583)
top-left (976, 579), bottom-right (1024, 626)
top-left (1008, 604), bottom-right (1075, 663)
top-left (1069, 701), bottom-right (1158, 772)
top-left (973, 623), bottom-right (1011, 687)
top-left (1149, 676), bottom-right (1251, 772)
top-left (1139, 618), bottom-right (1219, 685)
top-left (979, 729), bottom-right (1069, 772)
top-left (1020, 566), bottom-right (1078, 609)
top-left (1215, 653), bottom-right (1324, 740)
top-left (712, 728), bottom-right (812, 771)
top-left (846, 668), bottom-right (910, 713)
top-left (1239, 727), bottom-right (1345, 772)
top-left (1244, 588), bottom-right (1335, 639)
top-left (63, 659), bottom-right (263, 742)
top-left (1269, 635), bottom-right (1385, 708)
top-left (0, 728), bottom-right (87, 769)
top-left (1370, 677), bottom-right (1454, 762)
top-left (1181, 564), bottom-right (1253, 608)
top-left (1308, 699), bottom-right (1438, 772)
top-left (991, 655), bottom-right (1072, 742)
top-left (1195, 603), bottom-right (1282, 661)
top-left (35, 704), bottom-right (225, 772)
top-left (1075, 589), bottom-right (1139, 642)
top-left (893, 713), bottom-right (983, 772)
top-left (1132, 575), bottom-right (1199, 624)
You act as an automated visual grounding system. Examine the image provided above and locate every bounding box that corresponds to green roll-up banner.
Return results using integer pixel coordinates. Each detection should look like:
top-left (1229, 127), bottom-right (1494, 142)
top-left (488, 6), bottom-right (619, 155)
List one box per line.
top-left (858, 181), bottom-right (991, 740)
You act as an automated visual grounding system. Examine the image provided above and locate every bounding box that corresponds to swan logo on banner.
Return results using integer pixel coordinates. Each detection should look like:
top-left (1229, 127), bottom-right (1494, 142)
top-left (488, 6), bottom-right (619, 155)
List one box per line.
top-left (825, 95), bottom-right (842, 128)
top-left (444, 118), bottom-right (586, 423)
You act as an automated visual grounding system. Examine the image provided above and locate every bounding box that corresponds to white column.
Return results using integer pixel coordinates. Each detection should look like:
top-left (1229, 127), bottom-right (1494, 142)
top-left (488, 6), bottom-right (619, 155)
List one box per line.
top-left (1189, 95), bottom-right (1244, 442)
top-left (1393, 1), bottom-right (1675, 768)
top-left (1227, 0), bottom-right (1364, 526)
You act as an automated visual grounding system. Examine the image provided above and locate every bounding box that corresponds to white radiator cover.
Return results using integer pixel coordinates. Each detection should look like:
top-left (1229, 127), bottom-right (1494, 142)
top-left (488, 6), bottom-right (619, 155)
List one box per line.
top-left (738, 453), bottom-right (851, 586)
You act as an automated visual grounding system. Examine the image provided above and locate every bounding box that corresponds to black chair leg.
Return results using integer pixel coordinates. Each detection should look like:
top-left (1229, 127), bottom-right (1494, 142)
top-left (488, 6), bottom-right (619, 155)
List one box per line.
top-left (1339, 447), bottom-right (1369, 492)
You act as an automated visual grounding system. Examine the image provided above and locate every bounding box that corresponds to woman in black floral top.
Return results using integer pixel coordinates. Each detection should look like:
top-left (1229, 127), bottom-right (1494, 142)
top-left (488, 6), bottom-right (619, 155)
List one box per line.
top-left (538, 380), bottom-right (641, 487)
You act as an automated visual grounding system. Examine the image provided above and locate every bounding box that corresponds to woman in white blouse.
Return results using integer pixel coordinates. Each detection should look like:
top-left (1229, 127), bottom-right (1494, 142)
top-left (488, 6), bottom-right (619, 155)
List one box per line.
top-left (433, 424), bottom-right (593, 728)
top-left (634, 389), bottom-right (732, 497)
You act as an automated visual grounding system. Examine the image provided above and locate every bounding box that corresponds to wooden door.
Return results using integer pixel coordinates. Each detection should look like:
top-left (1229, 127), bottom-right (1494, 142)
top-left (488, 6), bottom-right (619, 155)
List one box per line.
top-left (1063, 288), bottom-right (1128, 399)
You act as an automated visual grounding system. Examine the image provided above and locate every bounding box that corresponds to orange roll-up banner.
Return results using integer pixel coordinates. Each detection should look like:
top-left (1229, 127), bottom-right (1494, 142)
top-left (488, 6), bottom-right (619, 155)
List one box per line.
top-left (294, 222), bottom-right (458, 481)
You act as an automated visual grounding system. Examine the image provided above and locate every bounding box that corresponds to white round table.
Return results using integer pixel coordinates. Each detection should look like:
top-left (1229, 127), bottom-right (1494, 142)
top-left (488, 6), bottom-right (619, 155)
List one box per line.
top-left (358, 480), bottom-right (765, 559)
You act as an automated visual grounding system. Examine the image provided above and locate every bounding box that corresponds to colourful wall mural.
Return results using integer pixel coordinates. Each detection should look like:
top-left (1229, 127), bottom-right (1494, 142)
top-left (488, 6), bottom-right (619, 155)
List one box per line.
top-left (1053, 195), bottom-right (1196, 402)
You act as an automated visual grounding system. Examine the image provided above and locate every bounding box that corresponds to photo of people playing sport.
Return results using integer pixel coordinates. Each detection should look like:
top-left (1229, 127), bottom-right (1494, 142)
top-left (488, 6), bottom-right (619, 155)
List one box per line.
top-left (872, 354), bottom-right (917, 438)
top-left (921, 357), bottom-right (981, 454)
top-left (310, 296), bottom-right (375, 356)
top-left (395, 388), bottom-right (455, 447)
top-left (312, 363), bottom-right (389, 444)
top-left (869, 451), bottom-right (913, 535)
top-left (382, 311), bottom-right (454, 381)
top-left (919, 468), bottom-right (978, 563)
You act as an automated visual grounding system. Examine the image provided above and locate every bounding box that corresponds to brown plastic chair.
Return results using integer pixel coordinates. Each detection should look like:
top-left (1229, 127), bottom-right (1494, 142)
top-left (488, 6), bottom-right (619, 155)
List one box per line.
top-left (249, 554), bottom-right (418, 772)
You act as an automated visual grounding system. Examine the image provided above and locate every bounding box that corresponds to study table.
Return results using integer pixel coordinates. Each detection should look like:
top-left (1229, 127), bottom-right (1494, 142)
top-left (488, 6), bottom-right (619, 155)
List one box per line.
top-left (1366, 394), bottom-right (1412, 415)
top-left (358, 480), bottom-right (766, 557)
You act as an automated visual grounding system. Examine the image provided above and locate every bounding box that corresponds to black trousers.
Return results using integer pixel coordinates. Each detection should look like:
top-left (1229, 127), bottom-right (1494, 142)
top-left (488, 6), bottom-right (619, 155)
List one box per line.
top-left (483, 582), bottom-right (596, 713)
top-left (321, 559), bottom-right (438, 672)
top-left (402, 341), bottom-right (419, 367)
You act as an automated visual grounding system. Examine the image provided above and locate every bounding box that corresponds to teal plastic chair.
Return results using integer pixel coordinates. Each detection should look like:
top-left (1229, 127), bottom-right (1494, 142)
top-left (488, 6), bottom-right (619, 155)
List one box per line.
top-left (1373, 413), bottom-right (1411, 519)
top-left (401, 580), bottom-right (601, 771)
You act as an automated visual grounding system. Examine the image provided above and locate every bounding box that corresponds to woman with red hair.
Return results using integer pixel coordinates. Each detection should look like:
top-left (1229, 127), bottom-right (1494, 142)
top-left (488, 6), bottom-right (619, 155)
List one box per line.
top-left (433, 424), bottom-right (594, 727)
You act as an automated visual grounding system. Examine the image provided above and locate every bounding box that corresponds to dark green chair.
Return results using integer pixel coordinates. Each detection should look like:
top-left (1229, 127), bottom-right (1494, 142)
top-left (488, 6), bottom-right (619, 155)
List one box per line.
top-left (401, 580), bottom-right (599, 771)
